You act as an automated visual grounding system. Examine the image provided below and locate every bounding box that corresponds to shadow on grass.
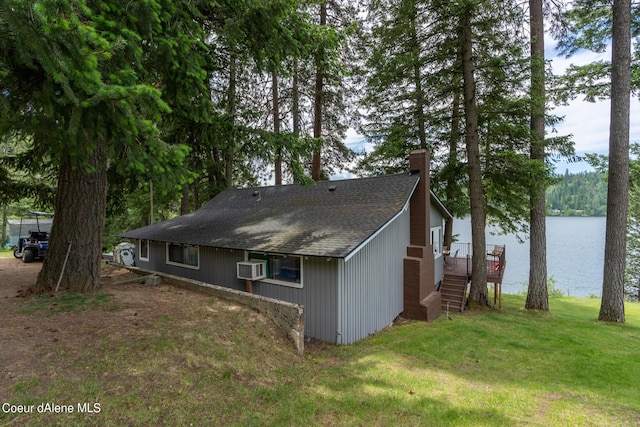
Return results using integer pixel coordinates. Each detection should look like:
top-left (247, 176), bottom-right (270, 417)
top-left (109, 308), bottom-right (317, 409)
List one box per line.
top-left (297, 371), bottom-right (516, 426)
top-left (298, 295), bottom-right (640, 425)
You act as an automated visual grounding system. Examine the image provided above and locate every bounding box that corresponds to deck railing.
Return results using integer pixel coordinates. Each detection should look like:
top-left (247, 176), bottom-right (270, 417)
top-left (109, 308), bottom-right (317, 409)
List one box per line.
top-left (447, 242), bottom-right (471, 275)
top-left (445, 242), bottom-right (506, 279)
top-left (486, 244), bottom-right (506, 279)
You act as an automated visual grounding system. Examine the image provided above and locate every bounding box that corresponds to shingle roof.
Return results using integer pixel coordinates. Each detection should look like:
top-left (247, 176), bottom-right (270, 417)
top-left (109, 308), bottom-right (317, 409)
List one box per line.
top-left (120, 173), bottom-right (420, 258)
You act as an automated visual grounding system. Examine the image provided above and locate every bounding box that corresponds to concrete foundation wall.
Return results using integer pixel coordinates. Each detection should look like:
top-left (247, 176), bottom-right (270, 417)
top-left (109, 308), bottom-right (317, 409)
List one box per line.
top-left (126, 267), bottom-right (305, 355)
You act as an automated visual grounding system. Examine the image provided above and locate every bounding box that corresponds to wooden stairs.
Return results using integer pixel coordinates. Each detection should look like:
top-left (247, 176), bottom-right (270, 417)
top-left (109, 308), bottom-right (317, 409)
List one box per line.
top-left (439, 273), bottom-right (469, 313)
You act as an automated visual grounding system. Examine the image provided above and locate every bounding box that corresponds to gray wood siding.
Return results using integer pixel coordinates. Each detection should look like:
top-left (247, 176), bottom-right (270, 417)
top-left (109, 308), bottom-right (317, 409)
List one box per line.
top-left (134, 240), bottom-right (150, 270)
top-left (337, 207), bottom-right (409, 344)
top-left (255, 257), bottom-right (338, 344)
top-left (144, 242), bottom-right (245, 290)
top-left (430, 205), bottom-right (445, 285)
top-left (141, 241), bottom-right (338, 343)
top-left (430, 204), bottom-right (446, 229)
top-left (135, 206), bottom-right (412, 345)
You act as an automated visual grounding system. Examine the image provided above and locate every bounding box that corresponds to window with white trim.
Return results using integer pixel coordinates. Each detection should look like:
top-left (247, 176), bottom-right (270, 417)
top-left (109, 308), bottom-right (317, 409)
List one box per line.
top-left (166, 243), bottom-right (199, 269)
top-left (248, 252), bottom-right (303, 288)
top-left (430, 227), bottom-right (442, 257)
top-left (139, 239), bottom-right (149, 261)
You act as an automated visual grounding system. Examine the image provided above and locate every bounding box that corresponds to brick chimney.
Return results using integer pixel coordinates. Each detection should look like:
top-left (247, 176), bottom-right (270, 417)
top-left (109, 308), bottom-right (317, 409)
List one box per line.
top-left (403, 150), bottom-right (440, 321)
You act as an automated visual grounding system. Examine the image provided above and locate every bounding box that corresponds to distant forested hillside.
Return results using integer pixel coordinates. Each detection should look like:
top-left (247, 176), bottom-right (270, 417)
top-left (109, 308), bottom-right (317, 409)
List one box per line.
top-left (546, 171), bottom-right (607, 216)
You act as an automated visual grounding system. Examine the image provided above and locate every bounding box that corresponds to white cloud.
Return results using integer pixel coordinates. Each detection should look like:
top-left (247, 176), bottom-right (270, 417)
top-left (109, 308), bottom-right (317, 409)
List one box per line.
top-left (344, 128), bottom-right (374, 154)
top-left (552, 99), bottom-right (640, 154)
top-left (547, 41), bottom-right (640, 159)
top-left (546, 40), bottom-right (613, 156)
top-left (340, 36), bottom-right (639, 176)
top-left (545, 32), bottom-right (611, 74)
top-left (551, 100), bottom-right (611, 153)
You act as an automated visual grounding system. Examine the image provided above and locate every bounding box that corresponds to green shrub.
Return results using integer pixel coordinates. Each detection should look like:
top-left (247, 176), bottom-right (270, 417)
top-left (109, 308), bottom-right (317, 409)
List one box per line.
top-left (520, 275), bottom-right (565, 298)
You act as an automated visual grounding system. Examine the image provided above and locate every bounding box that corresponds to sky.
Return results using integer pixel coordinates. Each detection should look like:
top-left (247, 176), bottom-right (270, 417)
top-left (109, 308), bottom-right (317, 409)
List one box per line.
top-left (547, 35), bottom-right (640, 174)
top-left (343, 35), bottom-right (639, 177)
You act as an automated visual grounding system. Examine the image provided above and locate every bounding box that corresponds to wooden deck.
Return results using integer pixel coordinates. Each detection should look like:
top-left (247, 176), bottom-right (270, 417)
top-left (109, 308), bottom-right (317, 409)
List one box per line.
top-left (443, 256), bottom-right (505, 284)
top-left (440, 245), bottom-right (507, 311)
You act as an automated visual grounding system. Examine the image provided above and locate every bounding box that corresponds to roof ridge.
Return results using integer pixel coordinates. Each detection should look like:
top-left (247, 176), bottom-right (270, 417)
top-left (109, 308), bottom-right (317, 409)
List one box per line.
top-left (225, 172), bottom-right (415, 193)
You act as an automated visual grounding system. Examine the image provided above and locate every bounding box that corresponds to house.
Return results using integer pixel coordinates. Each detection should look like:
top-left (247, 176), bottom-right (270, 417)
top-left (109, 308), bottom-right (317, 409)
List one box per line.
top-left (120, 150), bottom-right (451, 344)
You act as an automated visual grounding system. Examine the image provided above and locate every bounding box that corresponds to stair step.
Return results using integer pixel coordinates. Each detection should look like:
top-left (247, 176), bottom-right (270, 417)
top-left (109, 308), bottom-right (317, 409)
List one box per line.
top-left (442, 302), bottom-right (462, 308)
top-left (441, 286), bottom-right (466, 292)
top-left (442, 283), bottom-right (466, 290)
top-left (443, 277), bottom-right (468, 282)
top-left (439, 274), bottom-right (469, 313)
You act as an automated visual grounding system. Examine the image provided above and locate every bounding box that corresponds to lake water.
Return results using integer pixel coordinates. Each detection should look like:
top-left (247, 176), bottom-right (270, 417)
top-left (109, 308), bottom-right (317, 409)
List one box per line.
top-left (452, 216), bottom-right (607, 297)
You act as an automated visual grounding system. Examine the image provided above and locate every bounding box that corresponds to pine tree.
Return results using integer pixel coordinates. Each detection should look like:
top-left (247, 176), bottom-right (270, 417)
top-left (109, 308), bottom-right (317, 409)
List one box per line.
top-left (0, 0), bottom-right (305, 292)
top-left (1, 0), bottom-right (169, 292)
top-left (459, 0), bottom-right (489, 307)
top-left (309, 0), bottom-right (358, 180)
top-left (356, 0), bottom-right (550, 308)
top-left (356, 0), bottom-right (469, 243)
top-left (526, 0), bottom-right (549, 311)
top-left (553, 0), bottom-right (634, 321)
top-left (600, 0), bottom-right (631, 322)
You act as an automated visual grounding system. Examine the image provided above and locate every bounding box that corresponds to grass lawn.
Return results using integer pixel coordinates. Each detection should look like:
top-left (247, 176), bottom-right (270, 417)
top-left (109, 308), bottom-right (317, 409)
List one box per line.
top-left (2, 292), bottom-right (639, 426)
top-left (0, 247), bottom-right (14, 258)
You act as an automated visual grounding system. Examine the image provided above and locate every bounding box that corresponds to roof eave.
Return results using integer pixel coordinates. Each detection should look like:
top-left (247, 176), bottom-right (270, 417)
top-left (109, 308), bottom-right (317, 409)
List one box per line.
top-left (343, 177), bottom-right (419, 262)
top-left (430, 191), bottom-right (453, 219)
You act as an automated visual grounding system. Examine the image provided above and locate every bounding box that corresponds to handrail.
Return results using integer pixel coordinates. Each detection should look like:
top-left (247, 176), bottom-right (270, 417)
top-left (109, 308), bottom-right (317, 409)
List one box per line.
top-left (447, 243), bottom-right (506, 278)
top-left (486, 244), bottom-right (506, 278)
top-left (449, 242), bottom-right (471, 275)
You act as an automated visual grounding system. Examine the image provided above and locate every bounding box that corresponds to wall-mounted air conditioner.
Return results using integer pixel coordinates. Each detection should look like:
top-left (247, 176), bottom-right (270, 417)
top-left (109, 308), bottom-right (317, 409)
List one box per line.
top-left (237, 261), bottom-right (266, 280)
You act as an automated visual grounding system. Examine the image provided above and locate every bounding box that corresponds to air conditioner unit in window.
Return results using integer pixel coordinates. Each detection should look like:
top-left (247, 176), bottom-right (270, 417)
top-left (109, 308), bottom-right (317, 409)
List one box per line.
top-left (237, 261), bottom-right (266, 280)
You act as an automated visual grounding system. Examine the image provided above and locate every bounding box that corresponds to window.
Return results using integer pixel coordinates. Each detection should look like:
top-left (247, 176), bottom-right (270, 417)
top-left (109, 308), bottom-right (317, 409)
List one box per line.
top-left (139, 239), bottom-right (149, 261)
top-left (166, 243), bottom-right (199, 269)
top-left (248, 252), bottom-right (302, 287)
top-left (430, 227), bottom-right (442, 257)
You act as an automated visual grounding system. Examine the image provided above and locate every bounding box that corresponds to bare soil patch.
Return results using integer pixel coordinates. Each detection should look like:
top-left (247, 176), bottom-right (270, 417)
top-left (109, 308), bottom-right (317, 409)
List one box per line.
top-left (0, 258), bottom-right (291, 397)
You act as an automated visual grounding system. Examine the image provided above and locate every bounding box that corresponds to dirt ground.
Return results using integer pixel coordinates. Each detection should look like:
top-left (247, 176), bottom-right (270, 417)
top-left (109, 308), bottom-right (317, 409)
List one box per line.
top-left (0, 257), bottom-right (256, 393)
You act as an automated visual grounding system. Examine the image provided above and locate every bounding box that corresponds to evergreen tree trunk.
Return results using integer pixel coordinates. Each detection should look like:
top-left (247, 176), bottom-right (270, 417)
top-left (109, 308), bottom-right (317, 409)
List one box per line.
top-left (1, 203), bottom-right (7, 248)
top-left (600, 0), bottom-right (631, 322)
top-left (408, 0), bottom-right (427, 150)
top-left (36, 138), bottom-right (107, 292)
top-left (0, 142), bottom-right (9, 248)
top-left (208, 148), bottom-right (225, 199)
top-left (444, 85), bottom-right (462, 248)
top-left (526, 0), bottom-right (549, 311)
top-left (461, 6), bottom-right (489, 308)
top-left (1, 142), bottom-right (9, 248)
top-left (312, 1), bottom-right (326, 182)
top-left (293, 62), bottom-right (300, 137)
top-left (194, 177), bottom-right (201, 210)
top-left (273, 70), bottom-right (282, 185)
top-left (225, 52), bottom-right (237, 188)
top-left (292, 62), bottom-right (301, 183)
top-left (181, 183), bottom-right (189, 215)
